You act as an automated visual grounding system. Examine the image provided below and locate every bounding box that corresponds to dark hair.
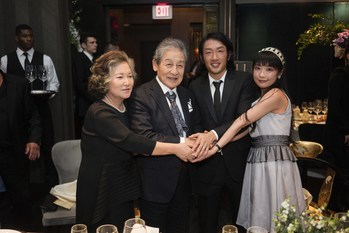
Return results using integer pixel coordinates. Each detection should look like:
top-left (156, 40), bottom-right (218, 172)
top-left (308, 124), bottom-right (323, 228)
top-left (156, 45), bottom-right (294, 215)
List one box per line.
top-left (252, 50), bottom-right (287, 95)
top-left (79, 32), bottom-right (97, 45)
top-left (198, 32), bottom-right (235, 71)
top-left (15, 24), bottom-right (32, 36)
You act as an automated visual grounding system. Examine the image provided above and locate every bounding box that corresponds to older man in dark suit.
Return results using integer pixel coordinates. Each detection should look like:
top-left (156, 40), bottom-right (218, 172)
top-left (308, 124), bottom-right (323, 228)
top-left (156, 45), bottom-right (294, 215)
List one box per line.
top-left (0, 69), bottom-right (41, 229)
top-left (129, 38), bottom-right (201, 233)
top-left (72, 32), bottom-right (98, 138)
top-left (189, 32), bottom-right (257, 233)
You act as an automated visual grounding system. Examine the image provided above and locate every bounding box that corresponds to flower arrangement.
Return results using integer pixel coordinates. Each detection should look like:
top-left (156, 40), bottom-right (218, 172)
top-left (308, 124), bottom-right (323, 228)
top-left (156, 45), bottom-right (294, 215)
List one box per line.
top-left (333, 29), bottom-right (349, 48)
top-left (296, 14), bottom-right (349, 59)
top-left (274, 198), bottom-right (349, 233)
top-left (69, 0), bottom-right (82, 51)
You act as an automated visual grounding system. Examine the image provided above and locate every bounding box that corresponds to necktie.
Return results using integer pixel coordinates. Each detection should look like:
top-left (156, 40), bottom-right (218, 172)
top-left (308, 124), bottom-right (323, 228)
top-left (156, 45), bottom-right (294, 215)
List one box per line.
top-left (165, 91), bottom-right (188, 137)
top-left (23, 52), bottom-right (30, 68)
top-left (213, 80), bottom-right (223, 121)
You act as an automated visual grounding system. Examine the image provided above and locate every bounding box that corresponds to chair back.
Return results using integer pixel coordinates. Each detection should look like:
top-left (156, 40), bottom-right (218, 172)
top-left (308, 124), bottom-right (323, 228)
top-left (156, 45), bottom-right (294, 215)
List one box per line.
top-left (52, 139), bottom-right (82, 184)
top-left (290, 141), bottom-right (323, 158)
top-left (296, 157), bottom-right (337, 210)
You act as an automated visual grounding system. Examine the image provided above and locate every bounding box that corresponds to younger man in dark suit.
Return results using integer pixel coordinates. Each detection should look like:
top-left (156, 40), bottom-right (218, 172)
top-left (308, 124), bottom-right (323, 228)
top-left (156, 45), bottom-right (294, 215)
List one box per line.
top-left (72, 32), bottom-right (98, 138)
top-left (189, 32), bottom-right (257, 233)
top-left (128, 38), bottom-right (200, 233)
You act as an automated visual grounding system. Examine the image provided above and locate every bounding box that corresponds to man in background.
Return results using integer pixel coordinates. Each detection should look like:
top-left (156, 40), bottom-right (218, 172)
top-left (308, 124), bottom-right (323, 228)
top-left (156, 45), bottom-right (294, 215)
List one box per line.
top-left (72, 32), bottom-right (98, 138)
top-left (0, 24), bottom-right (59, 191)
top-left (0, 68), bottom-right (41, 230)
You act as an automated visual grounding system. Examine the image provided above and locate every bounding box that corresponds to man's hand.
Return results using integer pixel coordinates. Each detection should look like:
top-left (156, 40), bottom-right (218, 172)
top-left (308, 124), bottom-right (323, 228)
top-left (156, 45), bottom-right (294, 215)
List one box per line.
top-left (189, 131), bottom-right (216, 159)
top-left (174, 143), bottom-right (193, 162)
top-left (25, 142), bottom-right (40, 160)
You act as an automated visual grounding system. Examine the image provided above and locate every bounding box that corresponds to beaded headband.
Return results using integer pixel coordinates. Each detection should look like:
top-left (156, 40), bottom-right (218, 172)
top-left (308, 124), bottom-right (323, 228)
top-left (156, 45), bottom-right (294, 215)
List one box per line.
top-left (259, 47), bottom-right (285, 66)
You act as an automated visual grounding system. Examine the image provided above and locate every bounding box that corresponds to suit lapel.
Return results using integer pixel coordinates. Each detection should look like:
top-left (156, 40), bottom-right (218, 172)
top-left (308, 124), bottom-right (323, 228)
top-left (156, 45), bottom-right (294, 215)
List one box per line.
top-left (201, 76), bottom-right (219, 123)
top-left (221, 71), bottom-right (234, 118)
top-left (149, 79), bottom-right (178, 135)
top-left (177, 87), bottom-right (190, 127)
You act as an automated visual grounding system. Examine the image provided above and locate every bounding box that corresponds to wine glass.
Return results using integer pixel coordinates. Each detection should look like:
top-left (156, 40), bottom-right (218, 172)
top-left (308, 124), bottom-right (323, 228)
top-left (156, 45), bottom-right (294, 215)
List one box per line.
top-left (313, 100), bottom-right (322, 117)
top-left (247, 226), bottom-right (268, 233)
top-left (334, 212), bottom-right (349, 231)
top-left (301, 101), bottom-right (307, 113)
top-left (37, 65), bottom-right (48, 90)
top-left (25, 65), bottom-right (37, 90)
top-left (96, 224), bottom-right (118, 233)
top-left (123, 218), bottom-right (146, 233)
top-left (307, 102), bottom-right (314, 114)
top-left (71, 223), bottom-right (88, 233)
top-left (222, 225), bottom-right (238, 233)
top-left (322, 101), bottom-right (328, 115)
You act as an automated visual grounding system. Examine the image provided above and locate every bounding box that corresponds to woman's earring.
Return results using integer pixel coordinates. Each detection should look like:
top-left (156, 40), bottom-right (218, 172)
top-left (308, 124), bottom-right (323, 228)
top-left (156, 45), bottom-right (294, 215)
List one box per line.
top-left (277, 75), bottom-right (281, 79)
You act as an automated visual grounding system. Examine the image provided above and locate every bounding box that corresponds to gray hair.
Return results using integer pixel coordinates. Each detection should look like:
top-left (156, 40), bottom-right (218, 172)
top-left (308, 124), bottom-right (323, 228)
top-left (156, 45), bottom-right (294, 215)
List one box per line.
top-left (153, 37), bottom-right (188, 64)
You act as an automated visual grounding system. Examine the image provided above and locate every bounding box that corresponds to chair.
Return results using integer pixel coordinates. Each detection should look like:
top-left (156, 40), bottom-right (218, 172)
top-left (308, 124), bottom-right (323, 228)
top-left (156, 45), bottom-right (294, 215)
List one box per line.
top-left (296, 157), bottom-right (337, 212)
top-left (42, 139), bottom-right (82, 227)
top-left (290, 141), bottom-right (323, 158)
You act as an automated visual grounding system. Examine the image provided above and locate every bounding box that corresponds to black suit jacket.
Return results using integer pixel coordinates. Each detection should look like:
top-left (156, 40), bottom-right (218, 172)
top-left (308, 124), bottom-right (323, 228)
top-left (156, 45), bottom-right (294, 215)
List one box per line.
top-left (189, 70), bottom-right (257, 195)
top-left (1, 72), bottom-right (41, 168)
top-left (129, 78), bottom-right (201, 203)
top-left (72, 52), bottom-right (95, 117)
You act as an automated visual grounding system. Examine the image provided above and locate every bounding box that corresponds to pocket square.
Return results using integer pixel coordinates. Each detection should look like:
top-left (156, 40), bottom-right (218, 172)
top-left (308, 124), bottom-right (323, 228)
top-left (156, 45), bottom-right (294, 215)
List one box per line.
top-left (188, 99), bottom-right (193, 112)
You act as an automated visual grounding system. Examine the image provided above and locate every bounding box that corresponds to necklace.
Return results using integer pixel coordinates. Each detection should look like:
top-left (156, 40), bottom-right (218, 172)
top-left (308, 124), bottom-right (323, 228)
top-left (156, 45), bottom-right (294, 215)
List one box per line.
top-left (104, 95), bottom-right (126, 113)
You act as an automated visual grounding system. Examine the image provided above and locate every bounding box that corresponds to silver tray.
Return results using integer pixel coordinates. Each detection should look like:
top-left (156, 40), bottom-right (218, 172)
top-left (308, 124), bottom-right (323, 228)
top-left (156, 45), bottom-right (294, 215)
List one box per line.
top-left (31, 90), bottom-right (56, 95)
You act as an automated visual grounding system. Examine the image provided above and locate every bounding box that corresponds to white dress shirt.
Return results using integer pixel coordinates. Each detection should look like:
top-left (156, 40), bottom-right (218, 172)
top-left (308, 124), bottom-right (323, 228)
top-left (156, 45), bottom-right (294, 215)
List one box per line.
top-left (0, 47), bottom-right (60, 92)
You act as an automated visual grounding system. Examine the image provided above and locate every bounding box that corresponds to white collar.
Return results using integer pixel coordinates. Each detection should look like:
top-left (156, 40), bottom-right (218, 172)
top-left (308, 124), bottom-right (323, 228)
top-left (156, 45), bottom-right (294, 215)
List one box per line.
top-left (16, 47), bottom-right (34, 57)
top-left (156, 76), bottom-right (178, 96)
top-left (83, 50), bottom-right (94, 61)
top-left (208, 70), bottom-right (227, 84)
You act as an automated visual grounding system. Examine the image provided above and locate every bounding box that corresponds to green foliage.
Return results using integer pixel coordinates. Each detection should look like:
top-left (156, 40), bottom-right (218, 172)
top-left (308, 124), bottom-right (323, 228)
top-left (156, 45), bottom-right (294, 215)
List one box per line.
top-left (296, 14), bottom-right (349, 60)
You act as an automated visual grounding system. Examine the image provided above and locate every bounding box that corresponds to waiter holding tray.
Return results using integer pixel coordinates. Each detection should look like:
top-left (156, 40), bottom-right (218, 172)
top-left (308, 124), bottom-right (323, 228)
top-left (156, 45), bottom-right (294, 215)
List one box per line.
top-left (1, 24), bottom-right (60, 192)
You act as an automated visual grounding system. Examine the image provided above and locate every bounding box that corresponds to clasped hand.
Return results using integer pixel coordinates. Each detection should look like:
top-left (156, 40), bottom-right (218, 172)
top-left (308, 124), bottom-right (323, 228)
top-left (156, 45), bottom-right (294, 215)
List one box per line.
top-left (176, 131), bottom-right (219, 163)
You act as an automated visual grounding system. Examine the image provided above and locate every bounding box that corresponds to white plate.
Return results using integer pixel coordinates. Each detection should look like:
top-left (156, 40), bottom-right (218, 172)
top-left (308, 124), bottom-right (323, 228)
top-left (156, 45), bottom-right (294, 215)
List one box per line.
top-left (0, 230), bottom-right (22, 233)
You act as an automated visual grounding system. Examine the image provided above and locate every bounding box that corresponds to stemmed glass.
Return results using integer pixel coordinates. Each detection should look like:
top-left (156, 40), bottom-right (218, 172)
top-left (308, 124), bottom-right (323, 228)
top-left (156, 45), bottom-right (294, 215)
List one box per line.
top-left (247, 226), bottom-right (268, 233)
top-left (322, 100), bottom-right (328, 115)
top-left (25, 65), bottom-right (37, 90)
top-left (37, 65), bottom-right (48, 90)
top-left (301, 101), bottom-right (307, 113)
top-left (96, 224), bottom-right (118, 233)
top-left (123, 218), bottom-right (146, 233)
top-left (307, 102), bottom-right (314, 114)
top-left (71, 223), bottom-right (88, 233)
top-left (222, 225), bottom-right (238, 233)
top-left (313, 100), bottom-right (322, 118)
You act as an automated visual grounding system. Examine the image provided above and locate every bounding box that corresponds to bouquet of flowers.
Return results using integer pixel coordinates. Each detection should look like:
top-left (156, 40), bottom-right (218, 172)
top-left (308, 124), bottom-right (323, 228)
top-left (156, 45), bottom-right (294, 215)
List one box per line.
top-left (274, 198), bottom-right (349, 233)
top-left (333, 29), bottom-right (349, 48)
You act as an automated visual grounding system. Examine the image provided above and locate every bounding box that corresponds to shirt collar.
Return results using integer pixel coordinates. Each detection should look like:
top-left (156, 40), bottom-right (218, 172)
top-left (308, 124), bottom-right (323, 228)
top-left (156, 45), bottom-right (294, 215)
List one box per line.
top-left (16, 47), bottom-right (34, 57)
top-left (83, 50), bottom-right (94, 62)
top-left (155, 76), bottom-right (178, 95)
top-left (208, 70), bottom-right (227, 84)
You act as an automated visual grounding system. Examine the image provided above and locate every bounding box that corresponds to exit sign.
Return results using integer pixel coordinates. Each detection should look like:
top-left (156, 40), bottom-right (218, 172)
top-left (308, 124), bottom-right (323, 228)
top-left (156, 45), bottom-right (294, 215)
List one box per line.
top-left (152, 4), bottom-right (172, 20)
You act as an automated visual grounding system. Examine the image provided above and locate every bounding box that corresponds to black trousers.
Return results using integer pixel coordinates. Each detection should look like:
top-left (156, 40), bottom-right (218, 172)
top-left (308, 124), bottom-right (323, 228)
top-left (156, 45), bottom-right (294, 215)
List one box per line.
top-left (0, 148), bottom-right (32, 228)
top-left (197, 165), bottom-right (245, 233)
top-left (139, 167), bottom-right (191, 233)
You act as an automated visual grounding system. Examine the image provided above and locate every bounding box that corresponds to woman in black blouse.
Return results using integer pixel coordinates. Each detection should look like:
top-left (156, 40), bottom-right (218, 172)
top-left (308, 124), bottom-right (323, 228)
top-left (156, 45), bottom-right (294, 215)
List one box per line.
top-left (76, 50), bottom-right (192, 231)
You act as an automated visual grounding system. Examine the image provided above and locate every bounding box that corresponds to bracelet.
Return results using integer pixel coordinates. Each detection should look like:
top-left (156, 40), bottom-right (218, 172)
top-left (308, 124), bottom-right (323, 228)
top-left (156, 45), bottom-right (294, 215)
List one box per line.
top-left (215, 143), bottom-right (223, 156)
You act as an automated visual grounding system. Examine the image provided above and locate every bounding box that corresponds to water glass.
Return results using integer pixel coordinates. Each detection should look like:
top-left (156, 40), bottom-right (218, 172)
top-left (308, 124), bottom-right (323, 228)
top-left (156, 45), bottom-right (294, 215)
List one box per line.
top-left (334, 212), bottom-right (349, 230)
top-left (123, 218), bottom-right (146, 233)
top-left (96, 224), bottom-right (118, 233)
top-left (222, 224), bottom-right (238, 233)
top-left (247, 226), bottom-right (268, 233)
top-left (71, 223), bottom-right (88, 233)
